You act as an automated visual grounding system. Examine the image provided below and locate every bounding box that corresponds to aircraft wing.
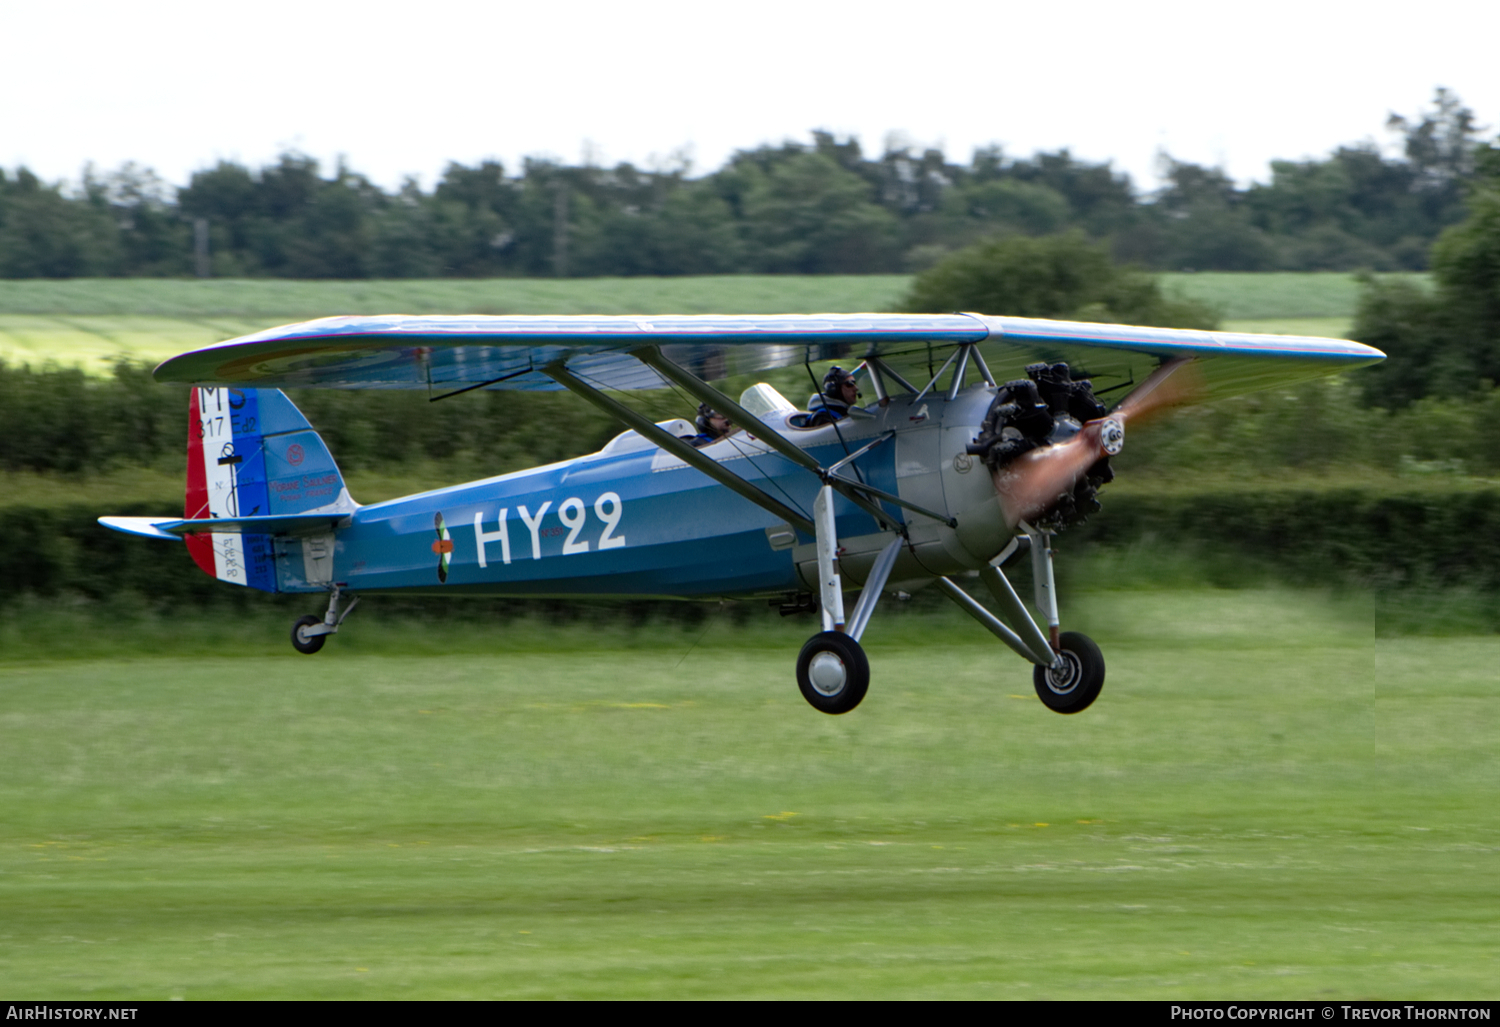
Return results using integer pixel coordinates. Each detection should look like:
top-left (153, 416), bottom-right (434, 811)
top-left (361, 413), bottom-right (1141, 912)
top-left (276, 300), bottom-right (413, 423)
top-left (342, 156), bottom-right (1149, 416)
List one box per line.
top-left (153, 312), bottom-right (1383, 403)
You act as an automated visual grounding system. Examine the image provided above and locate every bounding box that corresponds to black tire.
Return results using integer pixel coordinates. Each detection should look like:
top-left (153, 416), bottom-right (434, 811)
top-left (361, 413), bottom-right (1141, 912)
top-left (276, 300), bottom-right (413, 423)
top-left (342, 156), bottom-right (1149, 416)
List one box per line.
top-left (291, 614), bottom-right (327, 655)
top-left (1033, 631), bottom-right (1104, 714)
top-left (796, 631), bottom-right (869, 714)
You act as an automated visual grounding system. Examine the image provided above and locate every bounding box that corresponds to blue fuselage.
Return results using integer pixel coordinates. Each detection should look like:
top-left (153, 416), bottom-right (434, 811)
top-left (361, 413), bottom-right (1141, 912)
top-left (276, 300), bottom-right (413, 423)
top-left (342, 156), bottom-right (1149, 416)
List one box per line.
top-left (271, 389), bottom-right (1008, 600)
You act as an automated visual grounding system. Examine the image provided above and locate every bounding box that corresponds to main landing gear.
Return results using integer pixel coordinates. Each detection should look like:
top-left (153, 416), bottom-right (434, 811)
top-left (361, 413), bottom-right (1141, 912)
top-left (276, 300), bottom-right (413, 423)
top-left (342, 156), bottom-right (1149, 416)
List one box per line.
top-left (290, 585), bottom-right (359, 655)
top-left (938, 524), bottom-right (1105, 715)
top-left (796, 504), bottom-right (1105, 716)
top-left (794, 487), bottom-right (903, 715)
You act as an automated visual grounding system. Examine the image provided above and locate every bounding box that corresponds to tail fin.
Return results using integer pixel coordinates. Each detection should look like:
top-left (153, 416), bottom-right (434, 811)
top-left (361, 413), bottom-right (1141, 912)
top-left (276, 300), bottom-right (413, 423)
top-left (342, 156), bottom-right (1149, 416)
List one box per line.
top-left (185, 387), bottom-right (352, 590)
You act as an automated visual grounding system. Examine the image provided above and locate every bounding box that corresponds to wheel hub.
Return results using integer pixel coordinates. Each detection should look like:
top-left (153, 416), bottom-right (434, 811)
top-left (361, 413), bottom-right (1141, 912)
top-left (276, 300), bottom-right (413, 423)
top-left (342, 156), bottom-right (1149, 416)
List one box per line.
top-left (1043, 651), bottom-right (1082, 695)
top-left (807, 652), bottom-right (848, 696)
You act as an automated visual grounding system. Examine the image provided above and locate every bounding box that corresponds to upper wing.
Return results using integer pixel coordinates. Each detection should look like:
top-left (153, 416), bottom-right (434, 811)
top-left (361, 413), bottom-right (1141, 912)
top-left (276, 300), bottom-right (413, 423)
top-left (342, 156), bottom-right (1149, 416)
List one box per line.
top-left (153, 312), bottom-right (1383, 402)
top-left (969, 315), bottom-right (1383, 402)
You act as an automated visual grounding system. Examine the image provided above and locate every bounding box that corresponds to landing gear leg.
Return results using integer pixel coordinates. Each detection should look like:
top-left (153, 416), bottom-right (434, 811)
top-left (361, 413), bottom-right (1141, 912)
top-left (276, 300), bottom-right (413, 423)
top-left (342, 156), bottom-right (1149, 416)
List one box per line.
top-left (290, 585), bottom-right (359, 655)
top-left (941, 525), bottom-right (1107, 713)
top-left (796, 490), bottom-right (902, 715)
top-left (1021, 522), bottom-right (1104, 712)
top-left (813, 485), bottom-right (845, 635)
top-left (798, 527), bottom-right (900, 713)
top-left (1024, 523), bottom-right (1061, 652)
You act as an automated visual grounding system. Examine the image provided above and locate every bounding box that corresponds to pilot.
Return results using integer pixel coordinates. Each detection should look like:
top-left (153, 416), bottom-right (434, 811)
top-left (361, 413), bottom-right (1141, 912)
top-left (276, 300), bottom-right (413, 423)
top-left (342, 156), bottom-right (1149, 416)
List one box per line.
top-left (689, 403), bottom-right (737, 447)
top-left (806, 366), bottom-right (860, 426)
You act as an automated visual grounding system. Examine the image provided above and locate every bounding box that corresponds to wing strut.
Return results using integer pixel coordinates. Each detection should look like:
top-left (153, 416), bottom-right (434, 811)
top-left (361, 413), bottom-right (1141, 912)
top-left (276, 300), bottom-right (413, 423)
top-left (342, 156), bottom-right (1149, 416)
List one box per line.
top-left (631, 345), bottom-right (821, 474)
top-left (628, 345), bottom-right (910, 531)
top-left (541, 361), bottom-right (816, 537)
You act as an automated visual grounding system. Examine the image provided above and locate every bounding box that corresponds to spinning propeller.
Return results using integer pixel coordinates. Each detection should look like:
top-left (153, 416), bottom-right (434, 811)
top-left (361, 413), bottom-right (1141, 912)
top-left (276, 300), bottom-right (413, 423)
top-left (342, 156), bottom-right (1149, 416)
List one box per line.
top-left (993, 358), bottom-right (1202, 527)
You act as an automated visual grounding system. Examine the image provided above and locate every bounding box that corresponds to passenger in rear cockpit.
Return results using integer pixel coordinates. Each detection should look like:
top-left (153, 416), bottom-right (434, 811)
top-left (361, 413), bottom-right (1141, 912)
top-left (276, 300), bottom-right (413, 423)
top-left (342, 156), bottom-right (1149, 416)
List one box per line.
top-left (689, 403), bottom-right (739, 447)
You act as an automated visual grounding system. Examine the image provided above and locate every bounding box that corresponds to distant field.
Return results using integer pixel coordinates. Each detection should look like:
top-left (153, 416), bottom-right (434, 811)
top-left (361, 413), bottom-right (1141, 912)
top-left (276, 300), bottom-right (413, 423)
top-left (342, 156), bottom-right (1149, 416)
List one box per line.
top-left (1160, 271), bottom-right (1426, 320)
top-left (1, 590), bottom-right (1494, 998)
top-left (0, 273), bottom-right (1418, 374)
top-left (0, 276), bottom-right (907, 374)
top-left (0, 276), bottom-right (914, 318)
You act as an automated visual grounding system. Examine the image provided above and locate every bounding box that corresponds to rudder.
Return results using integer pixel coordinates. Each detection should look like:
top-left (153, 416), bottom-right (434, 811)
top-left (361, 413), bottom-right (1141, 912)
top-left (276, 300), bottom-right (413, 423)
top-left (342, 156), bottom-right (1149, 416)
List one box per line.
top-left (185, 387), bottom-right (352, 590)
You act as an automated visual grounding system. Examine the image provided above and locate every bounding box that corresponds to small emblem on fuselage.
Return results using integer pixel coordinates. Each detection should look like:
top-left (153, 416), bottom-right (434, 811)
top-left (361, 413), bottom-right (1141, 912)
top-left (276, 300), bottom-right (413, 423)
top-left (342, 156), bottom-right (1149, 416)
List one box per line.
top-left (953, 453), bottom-right (973, 473)
top-left (433, 512), bottom-right (453, 582)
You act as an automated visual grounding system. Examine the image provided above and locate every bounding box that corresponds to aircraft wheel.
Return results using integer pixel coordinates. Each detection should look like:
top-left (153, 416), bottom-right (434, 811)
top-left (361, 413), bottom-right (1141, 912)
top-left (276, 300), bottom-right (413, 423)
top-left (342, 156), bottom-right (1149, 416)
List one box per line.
top-left (1033, 631), bottom-right (1104, 714)
top-left (796, 631), bottom-right (869, 715)
top-left (291, 615), bottom-right (327, 655)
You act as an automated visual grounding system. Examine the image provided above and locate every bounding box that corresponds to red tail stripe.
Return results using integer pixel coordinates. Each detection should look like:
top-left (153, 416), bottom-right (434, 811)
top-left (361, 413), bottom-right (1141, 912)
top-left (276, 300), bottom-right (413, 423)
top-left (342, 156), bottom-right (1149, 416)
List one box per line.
top-left (183, 388), bottom-right (216, 577)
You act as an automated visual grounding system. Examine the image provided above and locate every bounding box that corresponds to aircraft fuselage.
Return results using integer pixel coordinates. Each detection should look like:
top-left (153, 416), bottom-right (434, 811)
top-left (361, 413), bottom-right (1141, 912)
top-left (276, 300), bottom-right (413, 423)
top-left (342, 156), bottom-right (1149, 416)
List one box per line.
top-left (274, 388), bottom-right (1008, 600)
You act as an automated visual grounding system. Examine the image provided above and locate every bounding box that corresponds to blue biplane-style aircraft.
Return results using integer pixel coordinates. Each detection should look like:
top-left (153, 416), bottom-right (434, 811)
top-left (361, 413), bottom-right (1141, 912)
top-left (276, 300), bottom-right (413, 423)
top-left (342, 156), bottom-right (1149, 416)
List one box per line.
top-left (101, 313), bottom-right (1383, 715)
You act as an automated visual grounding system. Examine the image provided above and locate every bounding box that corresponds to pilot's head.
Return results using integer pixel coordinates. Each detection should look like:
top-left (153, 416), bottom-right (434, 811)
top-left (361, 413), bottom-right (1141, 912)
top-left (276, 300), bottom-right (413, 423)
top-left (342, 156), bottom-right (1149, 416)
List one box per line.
top-left (695, 403), bottom-right (731, 438)
top-left (822, 366), bottom-right (860, 406)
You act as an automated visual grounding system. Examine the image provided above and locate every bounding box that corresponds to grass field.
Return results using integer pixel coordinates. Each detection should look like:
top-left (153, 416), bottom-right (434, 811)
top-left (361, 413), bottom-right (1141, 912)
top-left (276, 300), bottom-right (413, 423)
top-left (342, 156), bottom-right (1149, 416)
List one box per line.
top-left (0, 273), bottom-right (1423, 375)
top-left (1, 590), bottom-right (1495, 999)
top-left (1159, 272), bottom-right (1427, 320)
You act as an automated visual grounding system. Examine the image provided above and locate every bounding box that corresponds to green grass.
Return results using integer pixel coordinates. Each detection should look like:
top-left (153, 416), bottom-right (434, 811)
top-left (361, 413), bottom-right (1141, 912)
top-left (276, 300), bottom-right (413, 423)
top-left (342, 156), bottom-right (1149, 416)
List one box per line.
top-left (1220, 316), bottom-right (1353, 338)
top-left (0, 272), bottom-right (1419, 321)
top-left (0, 273), bottom-right (1403, 375)
top-left (1161, 271), bottom-right (1427, 320)
top-left (0, 277), bottom-right (911, 376)
top-left (1, 590), bottom-right (1495, 998)
top-left (0, 315), bottom-right (273, 376)
top-left (0, 276), bottom-right (914, 318)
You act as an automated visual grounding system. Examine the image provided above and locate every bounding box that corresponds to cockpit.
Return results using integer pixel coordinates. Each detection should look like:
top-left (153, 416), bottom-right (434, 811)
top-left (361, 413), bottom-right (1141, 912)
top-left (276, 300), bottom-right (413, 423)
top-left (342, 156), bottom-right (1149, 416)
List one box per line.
top-left (597, 382), bottom-right (847, 458)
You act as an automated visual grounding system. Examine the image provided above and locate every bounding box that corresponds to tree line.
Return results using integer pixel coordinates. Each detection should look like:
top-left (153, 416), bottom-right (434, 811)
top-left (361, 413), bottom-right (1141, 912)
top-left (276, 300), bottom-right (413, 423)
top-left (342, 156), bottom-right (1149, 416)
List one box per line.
top-left (0, 90), bottom-right (1491, 280)
top-left (5, 131), bottom-right (1498, 477)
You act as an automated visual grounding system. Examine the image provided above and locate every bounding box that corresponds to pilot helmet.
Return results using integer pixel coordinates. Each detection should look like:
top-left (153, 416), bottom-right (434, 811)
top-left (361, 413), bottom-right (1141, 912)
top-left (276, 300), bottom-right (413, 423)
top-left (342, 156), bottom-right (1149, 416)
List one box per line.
top-left (822, 365), bottom-right (859, 402)
top-left (695, 403), bottom-right (721, 434)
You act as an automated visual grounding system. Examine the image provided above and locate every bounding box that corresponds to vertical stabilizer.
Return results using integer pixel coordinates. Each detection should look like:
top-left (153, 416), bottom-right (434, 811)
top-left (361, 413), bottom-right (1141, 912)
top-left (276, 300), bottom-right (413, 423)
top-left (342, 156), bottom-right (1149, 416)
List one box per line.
top-left (184, 387), bottom-right (353, 591)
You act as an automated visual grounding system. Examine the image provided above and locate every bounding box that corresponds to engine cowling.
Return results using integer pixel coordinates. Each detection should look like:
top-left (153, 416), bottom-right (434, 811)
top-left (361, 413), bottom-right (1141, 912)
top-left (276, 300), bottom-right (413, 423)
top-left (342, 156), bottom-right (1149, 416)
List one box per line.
top-left (966, 361), bottom-right (1117, 532)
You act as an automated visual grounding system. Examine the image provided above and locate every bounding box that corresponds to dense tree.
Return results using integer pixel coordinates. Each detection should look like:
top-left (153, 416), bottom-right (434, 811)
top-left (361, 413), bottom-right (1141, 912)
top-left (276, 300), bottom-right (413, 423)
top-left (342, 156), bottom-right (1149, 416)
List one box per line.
top-left (899, 231), bottom-right (1219, 329)
top-left (734, 151), bottom-right (900, 273)
top-left (1354, 138), bottom-right (1500, 405)
top-left (0, 168), bottom-right (122, 277)
top-left (0, 90), bottom-right (1491, 279)
top-left (1141, 158), bottom-right (1277, 271)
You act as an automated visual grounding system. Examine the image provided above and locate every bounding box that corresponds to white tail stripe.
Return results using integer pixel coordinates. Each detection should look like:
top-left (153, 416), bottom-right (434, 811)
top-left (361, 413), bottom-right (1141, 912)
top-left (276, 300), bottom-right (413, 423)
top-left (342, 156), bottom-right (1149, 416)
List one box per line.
top-left (198, 386), bottom-right (249, 586)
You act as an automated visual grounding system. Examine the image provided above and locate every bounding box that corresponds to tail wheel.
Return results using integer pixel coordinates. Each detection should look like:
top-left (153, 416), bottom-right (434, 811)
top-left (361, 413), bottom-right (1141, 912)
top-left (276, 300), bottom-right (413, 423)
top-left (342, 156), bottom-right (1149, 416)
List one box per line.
top-left (796, 631), bottom-right (869, 715)
top-left (291, 615), bottom-right (327, 655)
top-left (1034, 631), bottom-right (1104, 714)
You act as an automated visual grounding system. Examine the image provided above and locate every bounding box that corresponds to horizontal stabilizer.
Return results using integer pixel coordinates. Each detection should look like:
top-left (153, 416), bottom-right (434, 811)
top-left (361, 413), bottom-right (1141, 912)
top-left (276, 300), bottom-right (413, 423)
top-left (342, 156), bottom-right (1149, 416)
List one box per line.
top-left (100, 513), bottom-right (349, 539)
top-left (98, 516), bottom-right (186, 541)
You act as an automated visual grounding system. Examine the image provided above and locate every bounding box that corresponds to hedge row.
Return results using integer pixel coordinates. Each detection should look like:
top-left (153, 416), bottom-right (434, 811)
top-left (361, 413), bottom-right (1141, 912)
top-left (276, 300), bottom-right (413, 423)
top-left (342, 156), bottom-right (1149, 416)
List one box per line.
top-left (4, 490), bottom-right (1499, 613)
top-left (1068, 488), bottom-right (1500, 593)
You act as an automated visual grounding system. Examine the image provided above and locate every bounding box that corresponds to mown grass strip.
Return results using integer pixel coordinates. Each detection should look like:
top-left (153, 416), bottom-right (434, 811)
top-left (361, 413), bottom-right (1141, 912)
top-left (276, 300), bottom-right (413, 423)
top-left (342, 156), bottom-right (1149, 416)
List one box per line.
top-left (0, 590), bottom-right (1494, 998)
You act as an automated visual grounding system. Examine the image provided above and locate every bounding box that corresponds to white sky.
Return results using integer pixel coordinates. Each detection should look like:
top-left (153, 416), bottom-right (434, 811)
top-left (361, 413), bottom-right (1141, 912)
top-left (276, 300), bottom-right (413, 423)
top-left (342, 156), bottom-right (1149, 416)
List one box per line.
top-left (5, 0), bottom-right (1498, 196)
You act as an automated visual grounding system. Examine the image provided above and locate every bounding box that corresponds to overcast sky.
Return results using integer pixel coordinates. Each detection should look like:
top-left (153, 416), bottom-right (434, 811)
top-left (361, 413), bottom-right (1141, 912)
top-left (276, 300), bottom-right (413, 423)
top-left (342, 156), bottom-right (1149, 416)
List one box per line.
top-left (5, 0), bottom-right (1497, 195)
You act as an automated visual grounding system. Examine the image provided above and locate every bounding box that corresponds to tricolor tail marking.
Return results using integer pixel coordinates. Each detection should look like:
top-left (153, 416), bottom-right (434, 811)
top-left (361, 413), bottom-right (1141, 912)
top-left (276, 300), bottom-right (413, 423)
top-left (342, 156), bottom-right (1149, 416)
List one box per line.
top-left (184, 386), bottom-right (277, 590)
